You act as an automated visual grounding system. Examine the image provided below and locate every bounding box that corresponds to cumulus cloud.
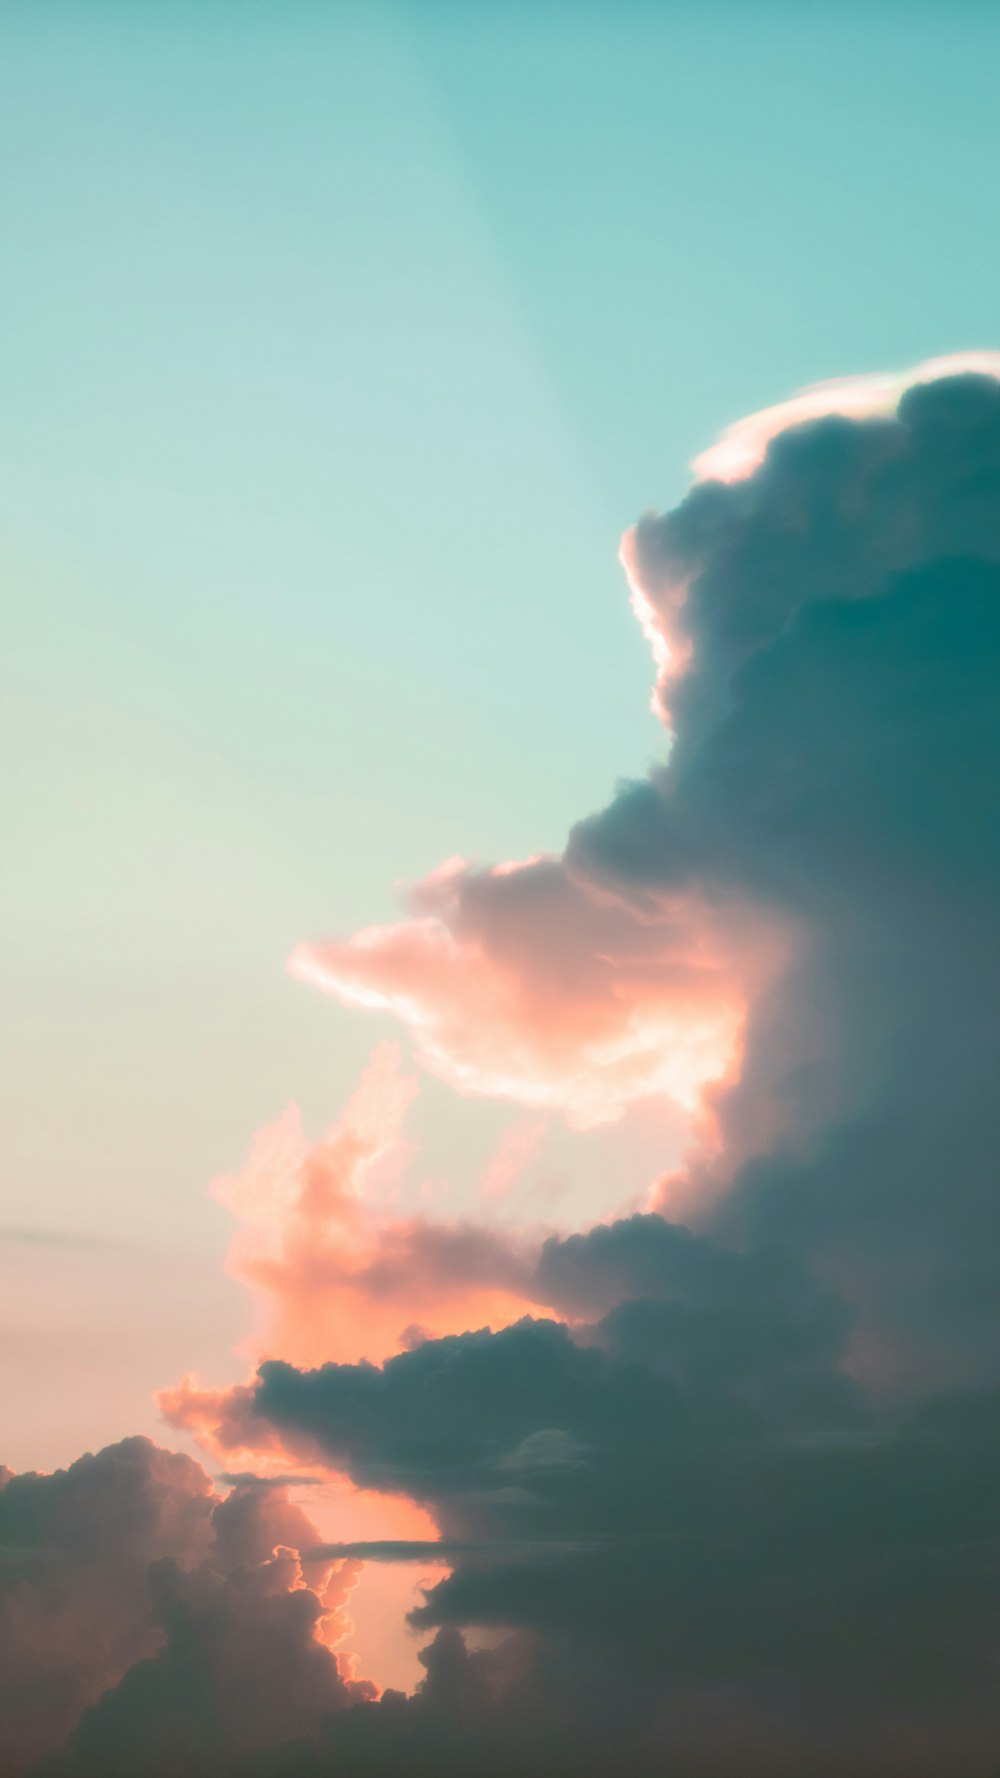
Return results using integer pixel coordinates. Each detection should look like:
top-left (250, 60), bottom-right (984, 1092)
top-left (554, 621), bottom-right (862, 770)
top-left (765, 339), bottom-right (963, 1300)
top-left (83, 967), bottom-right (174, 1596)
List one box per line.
top-left (289, 360), bottom-right (1000, 1388)
top-left (289, 357), bottom-right (1000, 1163)
top-left (185, 1275), bottom-right (1000, 1775)
top-left (9, 357), bottom-right (1000, 1774)
top-left (619, 358), bottom-right (1000, 746)
top-left (248, 360), bottom-right (1000, 1769)
top-left (573, 371), bottom-right (1000, 1383)
top-left (0, 1438), bottom-right (366, 1777)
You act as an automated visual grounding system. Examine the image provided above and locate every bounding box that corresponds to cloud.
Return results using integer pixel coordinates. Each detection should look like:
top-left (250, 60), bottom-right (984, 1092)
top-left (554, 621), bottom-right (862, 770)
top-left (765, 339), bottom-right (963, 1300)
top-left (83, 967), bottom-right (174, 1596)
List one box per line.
top-left (291, 360), bottom-right (1000, 1175)
top-left (305, 1537), bottom-right (593, 1562)
top-left (572, 371), bottom-right (1000, 1383)
top-left (617, 362), bottom-right (1000, 742)
top-left (211, 1042), bottom-right (536, 1370)
top-left (290, 852), bottom-right (774, 1130)
top-left (0, 1438), bottom-right (213, 1773)
top-left (0, 1228), bottom-right (136, 1253)
top-left (244, 360), bottom-right (1000, 1770)
top-left (11, 357), bottom-right (1000, 1774)
top-left (45, 1551), bottom-right (363, 1778)
top-left (225, 1289), bottom-right (1000, 1775)
top-left (0, 1438), bottom-right (366, 1777)
top-left (690, 350), bottom-right (1000, 486)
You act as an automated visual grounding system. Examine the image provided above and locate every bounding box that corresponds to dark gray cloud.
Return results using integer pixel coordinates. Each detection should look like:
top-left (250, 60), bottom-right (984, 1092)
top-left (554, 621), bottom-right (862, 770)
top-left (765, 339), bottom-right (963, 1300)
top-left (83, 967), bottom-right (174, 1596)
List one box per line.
top-left (306, 1538), bottom-right (595, 1561)
top-left (570, 380), bottom-right (1000, 1388)
top-left (213, 1328), bottom-right (998, 1775)
top-left (690, 554), bottom-right (1000, 1382)
top-left (239, 1290), bottom-right (1000, 1774)
top-left (628, 372), bottom-right (1000, 757)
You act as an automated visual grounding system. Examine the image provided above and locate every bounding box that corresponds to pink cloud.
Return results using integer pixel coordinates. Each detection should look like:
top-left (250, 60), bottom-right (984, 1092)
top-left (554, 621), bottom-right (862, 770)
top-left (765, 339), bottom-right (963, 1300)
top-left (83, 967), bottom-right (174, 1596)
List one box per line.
top-left (291, 856), bottom-right (754, 1131)
top-left (479, 1116), bottom-right (548, 1212)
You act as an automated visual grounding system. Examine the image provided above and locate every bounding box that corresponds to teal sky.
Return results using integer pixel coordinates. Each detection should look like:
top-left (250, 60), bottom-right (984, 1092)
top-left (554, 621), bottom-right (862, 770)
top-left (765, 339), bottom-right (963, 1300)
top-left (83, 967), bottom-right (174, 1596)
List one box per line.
top-left (4, 0), bottom-right (1000, 1472)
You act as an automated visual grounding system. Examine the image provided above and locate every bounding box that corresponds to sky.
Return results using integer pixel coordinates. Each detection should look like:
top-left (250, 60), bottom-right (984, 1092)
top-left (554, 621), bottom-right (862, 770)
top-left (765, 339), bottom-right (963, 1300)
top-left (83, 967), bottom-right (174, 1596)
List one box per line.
top-left (4, 3), bottom-right (1000, 1773)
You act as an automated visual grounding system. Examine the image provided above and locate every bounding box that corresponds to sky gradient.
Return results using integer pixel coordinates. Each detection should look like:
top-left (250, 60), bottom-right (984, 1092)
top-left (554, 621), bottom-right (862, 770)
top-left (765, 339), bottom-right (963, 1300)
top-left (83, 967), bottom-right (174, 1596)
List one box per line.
top-left (4, 3), bottom-right (1000, 1771)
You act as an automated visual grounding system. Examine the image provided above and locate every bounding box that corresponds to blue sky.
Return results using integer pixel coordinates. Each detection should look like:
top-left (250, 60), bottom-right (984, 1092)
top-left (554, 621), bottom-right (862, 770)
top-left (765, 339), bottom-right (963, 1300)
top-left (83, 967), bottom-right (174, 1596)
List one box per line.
top-left (4, 0), bottom-right (1000, 1469)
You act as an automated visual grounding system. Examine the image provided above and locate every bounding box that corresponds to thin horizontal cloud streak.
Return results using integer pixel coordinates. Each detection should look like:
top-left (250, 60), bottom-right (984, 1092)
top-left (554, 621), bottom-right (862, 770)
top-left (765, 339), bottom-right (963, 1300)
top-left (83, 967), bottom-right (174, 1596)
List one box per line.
top-left (306, 1538), bottom-right (599, 1563)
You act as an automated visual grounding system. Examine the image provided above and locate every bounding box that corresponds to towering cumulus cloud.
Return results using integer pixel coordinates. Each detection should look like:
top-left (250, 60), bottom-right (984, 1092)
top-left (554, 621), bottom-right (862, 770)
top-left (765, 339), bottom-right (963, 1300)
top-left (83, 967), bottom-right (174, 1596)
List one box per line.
top-left (6, 356), bottom-right (1000, 1775)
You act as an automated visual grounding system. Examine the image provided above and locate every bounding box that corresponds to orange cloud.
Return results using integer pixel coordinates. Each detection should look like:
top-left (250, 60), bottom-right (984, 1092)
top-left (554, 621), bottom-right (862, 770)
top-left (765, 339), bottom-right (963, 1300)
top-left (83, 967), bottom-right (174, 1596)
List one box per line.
top-left (159, 1040), bottom-right (549, 1695)
top-left (207, 1043), bottom-right (537, 1373)
top-left (158, 1377), bottom-right (285, 1473)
